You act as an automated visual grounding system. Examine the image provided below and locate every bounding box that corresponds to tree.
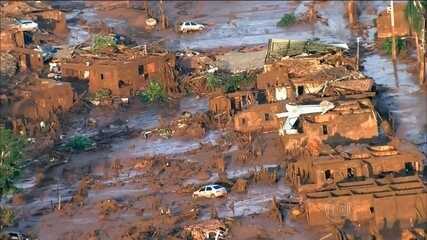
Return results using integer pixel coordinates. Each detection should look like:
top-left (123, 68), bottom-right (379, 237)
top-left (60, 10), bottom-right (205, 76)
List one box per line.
top-left (406, 0), bottom-right (426, 84)
top-left (0, 128), bottom-right (25, 197)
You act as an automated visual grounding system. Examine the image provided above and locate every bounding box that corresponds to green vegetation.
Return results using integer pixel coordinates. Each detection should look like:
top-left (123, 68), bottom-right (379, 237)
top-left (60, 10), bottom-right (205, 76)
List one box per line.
top-left (91, 35), bottom-right (117, 52)
top-left (0, 128), bottom-right (25, 197)
top-left (90, 89), bottom-right (112, 102)
top-left (277, 13), bottom-right (297, 27)
top-left (65, 136), bottom-right (94, 151)
top-left (0, 206), bottom-right (14, 230)
top-left (137, 81), bottom-right (166, 103)
top-left (372, 17), bottom-right (377, 27)
top-left (405, 0), bottom-right (426, 34)
top-left (382, 37), bottom-right (407, 55)
top-left (206, 72), bottom-right (255, 93)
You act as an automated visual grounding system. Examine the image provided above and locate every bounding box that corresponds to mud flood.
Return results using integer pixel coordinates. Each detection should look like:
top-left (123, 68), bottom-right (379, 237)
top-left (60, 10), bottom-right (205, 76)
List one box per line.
top-left (1, 1), bottom-right (426, 240)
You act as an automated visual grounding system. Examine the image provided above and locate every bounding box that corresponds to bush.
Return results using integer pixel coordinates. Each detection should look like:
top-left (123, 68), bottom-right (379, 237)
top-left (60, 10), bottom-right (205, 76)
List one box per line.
top-left (206, 72), bottom-right (255, 93)
top-left (0, 206), bottom-right (14, 230)
top-left (0, 128), bottom-right (25, 197)
top-left (90, 89), bottom-right (112, 102)
top-left (137, 81), bottom-right (166, 103)
top-left (382, 37), bottom-right (407, 55)
top-left (65, 136), bottom-right (94, 151)
top-left (277, 13), bottom-right (297, 27)
top-left (206, 73), bottom-right (223, 90)
top-left (91, 35), bottom-right (117, 52)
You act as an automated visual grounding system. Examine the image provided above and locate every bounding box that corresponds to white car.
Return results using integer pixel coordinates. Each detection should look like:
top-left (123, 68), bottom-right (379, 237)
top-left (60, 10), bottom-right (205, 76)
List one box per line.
top-left (15, 19), bottom-right (39, 32)
top-left (178, 21), bottom-right (205, 33)
top-left (192, 184), bottom-right (227, 199)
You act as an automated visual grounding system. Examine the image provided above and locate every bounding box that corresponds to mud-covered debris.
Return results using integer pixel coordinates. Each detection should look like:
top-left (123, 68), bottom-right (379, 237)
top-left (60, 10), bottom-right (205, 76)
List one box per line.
top-left (231, 178), bottom-right (248, 193)
top-left (84, 229), bottom-right (111, 240)
top-left (97, 199), bottom-right (120, 217)
top-left (269, 197), bottom-right (284, 223)
top-left (184, 219), bottom-right (228, 240)
top-left (253, 166), bottom-right (280, 184)
top-left (0, 52), bottom-right (17, 84)
top-left (134, 159), bottom-right (153, 171)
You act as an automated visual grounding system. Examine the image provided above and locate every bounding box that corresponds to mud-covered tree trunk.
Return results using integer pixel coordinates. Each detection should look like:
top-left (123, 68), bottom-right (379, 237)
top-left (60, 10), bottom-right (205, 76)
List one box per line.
top-left (159, 0), bottom-right (167, 30)
top-left (420, 18), bottom-right (426, 84)
top-left (144, 0), bottom-right (150, 18)
top-left (347, 0), bottom-right (357, 25)
top-left (391, 0), bottom-right (398, 61)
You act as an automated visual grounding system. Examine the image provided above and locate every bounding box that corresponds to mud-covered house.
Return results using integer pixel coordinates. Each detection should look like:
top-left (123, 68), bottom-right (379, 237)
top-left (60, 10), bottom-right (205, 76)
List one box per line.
top-left (233, 102), bottom-right (285, 133)
top-left (0, 20), bottom-right (44, 72)
top-left (287, 142), bottom-right (425, 192)
top-left (258, 55), bottom-right (373, 103)
top-left (208, 91), bottom-right (257, 116)
top-left (60, 49), bottom-right (178, 97)
top-left (304, 176), bottom-right (427, 227)
top-left (376, 2), bottom-right (410, 39)
top-left (279, 98), bottom-right (379, 151)
top-left (9, 79), bottom-right (76, 136)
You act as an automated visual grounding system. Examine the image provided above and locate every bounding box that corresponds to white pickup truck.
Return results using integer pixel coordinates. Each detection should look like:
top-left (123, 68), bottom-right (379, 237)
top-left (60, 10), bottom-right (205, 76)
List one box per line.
top-left (178, 21), bottom-right (205, 33)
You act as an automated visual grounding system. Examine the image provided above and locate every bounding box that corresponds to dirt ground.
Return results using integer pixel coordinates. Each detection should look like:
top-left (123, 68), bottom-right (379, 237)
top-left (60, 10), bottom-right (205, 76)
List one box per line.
top-left (2, 1), bottom-right (427, 240)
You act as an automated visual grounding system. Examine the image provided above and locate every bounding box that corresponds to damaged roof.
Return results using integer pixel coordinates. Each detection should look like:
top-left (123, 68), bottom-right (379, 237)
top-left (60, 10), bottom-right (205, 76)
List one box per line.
top-left (265, 38), bottom-right (348, 63)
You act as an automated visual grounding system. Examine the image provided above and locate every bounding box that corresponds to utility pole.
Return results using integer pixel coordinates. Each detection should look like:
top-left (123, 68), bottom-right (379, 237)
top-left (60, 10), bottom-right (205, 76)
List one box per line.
top-left (159, 0), bottom-right (167, 30)
top-left (390, 0), bottom-right (397, 61)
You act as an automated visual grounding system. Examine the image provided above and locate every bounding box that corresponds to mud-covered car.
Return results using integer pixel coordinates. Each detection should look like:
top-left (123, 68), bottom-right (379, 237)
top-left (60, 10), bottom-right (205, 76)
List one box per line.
top-left (192, 184), bottom-right (227, 199)
top-left (177, 21), bottom-right (205, 33)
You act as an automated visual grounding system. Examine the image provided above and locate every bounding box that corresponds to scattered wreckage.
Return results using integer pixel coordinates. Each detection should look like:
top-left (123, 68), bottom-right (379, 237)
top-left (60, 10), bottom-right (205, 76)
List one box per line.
top-left (184, 219), bottom-right (228, 240)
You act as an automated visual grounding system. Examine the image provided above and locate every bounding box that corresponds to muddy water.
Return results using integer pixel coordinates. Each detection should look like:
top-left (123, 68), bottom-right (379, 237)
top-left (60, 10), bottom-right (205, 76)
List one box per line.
top-left (364, 55), bottom-right (427, 154)
top-left (163, 1), bottom-right (354, 50)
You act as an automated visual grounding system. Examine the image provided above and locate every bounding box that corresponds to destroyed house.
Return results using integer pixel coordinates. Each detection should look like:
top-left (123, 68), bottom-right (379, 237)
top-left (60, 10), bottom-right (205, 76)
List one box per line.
top-left (264, 39), bottom-right (348, 64)
top-left (1, 1), bottom-right (68, 35)
top-left (258, 52), bottom-right (373, 103)
top-left (0, 22), bottom-right (26, 51)
top-left (32, 9), bottom-right (68, 35)
top-left (60, 50), bottom-right (177, 97)
top-left (280, 99), bottom-right (379, 151)
top-left (233, 102), bottom-right (285, 133)
top-left (0, 19), bottom-right (46, 72)
top-left (10, 79), bottom-right (75, 136)
top-left (376, 3), bottom-right (410, 39)
top-left (287, 142), bottom-right (425, 192)
top-left (208, 91), bottom-right (256, 116)
top-left (304, 176), bottom-right (427, 226)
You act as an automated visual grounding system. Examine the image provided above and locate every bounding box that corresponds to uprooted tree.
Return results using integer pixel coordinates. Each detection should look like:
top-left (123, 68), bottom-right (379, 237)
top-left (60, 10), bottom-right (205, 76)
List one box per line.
top-left (0, 128), bottom-right (25, 198)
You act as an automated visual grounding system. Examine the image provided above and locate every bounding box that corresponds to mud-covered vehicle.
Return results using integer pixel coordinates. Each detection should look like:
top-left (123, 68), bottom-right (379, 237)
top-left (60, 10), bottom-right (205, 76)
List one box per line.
top-left (0, 231), bottom-right (31, 240)
top-left (177, 21), bottom-right (205, 33)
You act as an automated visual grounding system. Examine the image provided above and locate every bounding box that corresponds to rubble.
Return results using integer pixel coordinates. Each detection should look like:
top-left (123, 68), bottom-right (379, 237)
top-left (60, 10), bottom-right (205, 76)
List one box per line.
top-left (0, 52), bottom-right (17, 83)
top-left (184, 219), bottom-right (228, 240)
top-left (9, 78), bottom-right (76, 137)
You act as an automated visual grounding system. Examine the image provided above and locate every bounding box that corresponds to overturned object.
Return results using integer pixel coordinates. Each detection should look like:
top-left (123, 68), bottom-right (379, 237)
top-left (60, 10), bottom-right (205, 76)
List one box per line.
top-left (184, 219), bottom-right (228, 240)
top-left (276, 100), bottom-right (335, 135)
